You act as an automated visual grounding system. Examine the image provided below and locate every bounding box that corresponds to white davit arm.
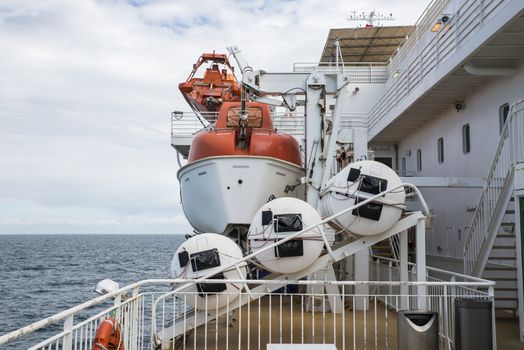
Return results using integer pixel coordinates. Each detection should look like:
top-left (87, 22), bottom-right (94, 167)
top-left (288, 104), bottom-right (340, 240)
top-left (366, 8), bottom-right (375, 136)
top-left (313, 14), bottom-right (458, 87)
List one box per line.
top-left (226, 46), bottom-right (253, 74)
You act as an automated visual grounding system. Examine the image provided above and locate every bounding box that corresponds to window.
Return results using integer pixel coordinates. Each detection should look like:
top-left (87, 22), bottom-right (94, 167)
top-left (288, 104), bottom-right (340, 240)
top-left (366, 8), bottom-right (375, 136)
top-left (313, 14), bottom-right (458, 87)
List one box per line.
top-left (401, 157), bottom-right (406, 176)
top-left (375, 157), bottom-right (393, 168)
top-left (499, 103), bottom-right (509, 133)
top-left (437, 137), bottom-right (444, 164)
top-left (417, 149), bottom-right (422, 172)
top-left (462, 124), bottom-right (470, 154)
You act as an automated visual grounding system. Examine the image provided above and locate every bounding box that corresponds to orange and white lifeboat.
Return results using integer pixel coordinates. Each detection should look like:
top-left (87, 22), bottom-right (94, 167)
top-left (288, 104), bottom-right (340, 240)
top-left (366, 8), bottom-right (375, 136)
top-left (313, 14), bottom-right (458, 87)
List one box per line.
top-left (177, 102), bottom-right (305, 234)
top-left (178, 53), bottom-right (240, 116)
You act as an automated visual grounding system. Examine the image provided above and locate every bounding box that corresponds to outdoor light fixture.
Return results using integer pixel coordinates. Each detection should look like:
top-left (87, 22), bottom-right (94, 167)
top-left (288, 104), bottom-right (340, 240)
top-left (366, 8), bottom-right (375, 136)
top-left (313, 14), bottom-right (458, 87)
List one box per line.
top-left (431, 14), bottom-right (452, 32)
top-left (171, 110), bottom-right (184, 119)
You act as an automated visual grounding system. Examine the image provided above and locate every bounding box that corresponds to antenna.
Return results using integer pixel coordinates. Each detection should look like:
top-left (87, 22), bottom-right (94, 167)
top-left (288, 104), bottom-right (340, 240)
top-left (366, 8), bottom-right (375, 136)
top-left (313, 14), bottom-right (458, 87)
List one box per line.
top-left (347, 10), bottom-right (395, 27)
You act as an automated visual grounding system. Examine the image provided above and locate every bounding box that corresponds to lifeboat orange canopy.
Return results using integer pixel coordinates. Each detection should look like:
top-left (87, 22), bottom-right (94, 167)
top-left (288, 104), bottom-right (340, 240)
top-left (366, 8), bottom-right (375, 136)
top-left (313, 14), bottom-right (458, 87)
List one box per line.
top-left (179, 53), bottom-right (240, 114)
top-left (188, 102), bottom-right (302, 167)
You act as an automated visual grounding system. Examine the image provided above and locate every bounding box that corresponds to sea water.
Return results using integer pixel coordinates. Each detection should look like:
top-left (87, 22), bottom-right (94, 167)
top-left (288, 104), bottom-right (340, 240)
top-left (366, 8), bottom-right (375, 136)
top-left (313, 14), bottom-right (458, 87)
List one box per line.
top-left (0, 234), bottom-right (184, 348)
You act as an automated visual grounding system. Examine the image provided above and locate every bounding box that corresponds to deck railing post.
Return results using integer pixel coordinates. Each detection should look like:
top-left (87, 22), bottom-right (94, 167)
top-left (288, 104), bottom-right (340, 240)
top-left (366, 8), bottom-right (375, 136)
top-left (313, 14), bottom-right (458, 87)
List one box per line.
top-left (416, 218), bottom-right (428, 310)
top-left (130, 287), bottom-right (139, 350)
top-left (388, 261), bottom-right (393, 298)
top-left (489, 285), bottom-right (498, 349)
top-left (63, 315), bottom-right (73, 350)
top-left (399, 230), bottom-right (409, 310)
top-left (114, 293), bottom-right (122, 321)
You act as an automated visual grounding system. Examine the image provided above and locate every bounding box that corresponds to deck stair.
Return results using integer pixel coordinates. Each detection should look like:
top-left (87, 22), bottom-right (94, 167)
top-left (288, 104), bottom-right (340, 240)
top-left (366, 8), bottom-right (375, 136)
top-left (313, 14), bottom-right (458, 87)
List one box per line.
top-left (371, 235), bottom-right (400, 261)
top-left (463, 100), bottom-right (524, 317)
top-left (481, 200), bottom-right (519, 314)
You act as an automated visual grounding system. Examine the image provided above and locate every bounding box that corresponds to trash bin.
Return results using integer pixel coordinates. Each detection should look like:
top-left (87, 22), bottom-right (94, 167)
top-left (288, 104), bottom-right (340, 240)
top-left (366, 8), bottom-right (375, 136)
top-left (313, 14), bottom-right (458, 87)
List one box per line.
top-left (397, 310), bottom-right (438, 350)
top-left (454, 299), bottom-right (493, 350)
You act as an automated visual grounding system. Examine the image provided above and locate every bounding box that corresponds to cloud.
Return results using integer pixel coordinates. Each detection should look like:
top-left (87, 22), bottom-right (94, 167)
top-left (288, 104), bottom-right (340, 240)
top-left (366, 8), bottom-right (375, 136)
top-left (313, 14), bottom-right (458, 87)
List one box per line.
top-left (0, 0), bottom-right (429, 234)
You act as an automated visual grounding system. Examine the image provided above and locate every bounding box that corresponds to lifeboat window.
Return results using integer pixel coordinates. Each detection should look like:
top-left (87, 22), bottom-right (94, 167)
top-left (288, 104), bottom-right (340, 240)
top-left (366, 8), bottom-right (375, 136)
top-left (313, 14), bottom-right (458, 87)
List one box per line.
top-left (226, 107), bottom-right (263, 128)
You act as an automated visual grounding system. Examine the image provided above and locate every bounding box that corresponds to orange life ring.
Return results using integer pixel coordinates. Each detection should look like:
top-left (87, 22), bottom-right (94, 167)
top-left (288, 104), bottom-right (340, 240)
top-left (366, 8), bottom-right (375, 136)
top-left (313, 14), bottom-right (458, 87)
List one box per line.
top-left (92, 317), bottom-right (125, 350)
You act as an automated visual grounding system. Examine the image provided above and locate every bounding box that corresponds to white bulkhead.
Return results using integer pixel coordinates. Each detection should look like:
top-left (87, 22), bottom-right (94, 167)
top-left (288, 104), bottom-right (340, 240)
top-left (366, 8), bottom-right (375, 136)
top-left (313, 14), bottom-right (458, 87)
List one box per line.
top-left (171, 233), bottom-right (247, 309)
top-left (319, 160), bottom-right (405, 236)
top-left (247, 197), bottom-right (324, 274)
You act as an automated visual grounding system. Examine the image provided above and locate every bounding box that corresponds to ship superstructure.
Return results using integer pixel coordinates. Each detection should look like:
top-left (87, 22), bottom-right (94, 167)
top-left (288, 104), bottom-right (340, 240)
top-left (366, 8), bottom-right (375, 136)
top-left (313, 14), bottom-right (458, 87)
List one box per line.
top-left (1, 0), bottom-right (524, 348)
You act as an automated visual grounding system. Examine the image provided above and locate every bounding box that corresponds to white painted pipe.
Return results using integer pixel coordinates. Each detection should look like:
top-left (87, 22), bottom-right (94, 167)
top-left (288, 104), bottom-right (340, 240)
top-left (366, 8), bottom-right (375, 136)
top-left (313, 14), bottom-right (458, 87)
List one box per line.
top-left (463, 62), bottom-right (516, 76)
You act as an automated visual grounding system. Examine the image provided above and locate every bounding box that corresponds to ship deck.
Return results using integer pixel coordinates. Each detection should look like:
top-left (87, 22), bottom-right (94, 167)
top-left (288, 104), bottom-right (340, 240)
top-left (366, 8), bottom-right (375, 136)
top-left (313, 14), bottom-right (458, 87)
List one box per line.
top-left (169, 296), bottom-right (523, 350)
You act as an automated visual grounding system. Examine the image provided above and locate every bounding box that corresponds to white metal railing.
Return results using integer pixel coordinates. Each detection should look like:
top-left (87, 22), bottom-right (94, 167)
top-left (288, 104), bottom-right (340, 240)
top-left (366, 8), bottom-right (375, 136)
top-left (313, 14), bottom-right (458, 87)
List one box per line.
top-left (368, 0), bottom-right (508, 135)
top-left (388, 0), bottom-right (451, 74)
top-left (2, 276), bottom-right (495, 350)
top-left (0, 280), bottom-right (173, 350)
top-left (170, 111), bottom-right (368, 142)
top-left (293, 62), bottom-right (389, 83)
top-left (154, 276), bottom-right (494, 350)
top-left (370, 256), bottom-right (495, 349)
top-left (0, 266), bottom-right (495, 350)
top-left (170, 111), bottom-right (217, 137)
top-left (389, 235), bottom-right (400, 262)
top-left (170, 111), bottom-right (306, 139)
top-left (463, 99), bottom-right (524, 275)
top-left (28, 293), bottom-right (149, 350)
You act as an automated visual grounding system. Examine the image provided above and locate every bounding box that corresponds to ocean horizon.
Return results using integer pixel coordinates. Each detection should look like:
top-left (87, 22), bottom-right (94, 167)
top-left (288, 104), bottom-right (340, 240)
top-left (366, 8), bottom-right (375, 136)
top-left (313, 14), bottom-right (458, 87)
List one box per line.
top-left (0, 233), bottom-right (185, 348)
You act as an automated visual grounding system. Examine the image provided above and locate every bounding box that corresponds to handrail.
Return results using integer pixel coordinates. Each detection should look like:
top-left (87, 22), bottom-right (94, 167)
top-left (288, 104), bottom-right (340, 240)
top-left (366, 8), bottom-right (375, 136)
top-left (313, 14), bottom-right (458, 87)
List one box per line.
top-left (368, 0), bottom-right (507, 137)
top-left (388, 0), bottom-right (450, 74)
top-left (463, 99), bottom-right (524, 275)
top-left (0, 278), bottom-right (174, 345)
top-left (292, 62), bottom-right (389, 83)
top-left (293, 62), bottom-right (389, 67)
top-left (1, 273), bottom-right (496, 346)
top-left (170, 111), bottom-right (307, 138)
top-left (372, 255), bottom-right (492, 284)
top-left (171, 111), bottom-right (369, 140)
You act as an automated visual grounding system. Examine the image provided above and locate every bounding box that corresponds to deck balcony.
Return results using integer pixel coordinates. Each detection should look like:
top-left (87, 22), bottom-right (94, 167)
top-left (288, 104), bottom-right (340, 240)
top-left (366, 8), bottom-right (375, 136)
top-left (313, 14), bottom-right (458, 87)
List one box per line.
top-left (368, 0), bottom-right (524, 142)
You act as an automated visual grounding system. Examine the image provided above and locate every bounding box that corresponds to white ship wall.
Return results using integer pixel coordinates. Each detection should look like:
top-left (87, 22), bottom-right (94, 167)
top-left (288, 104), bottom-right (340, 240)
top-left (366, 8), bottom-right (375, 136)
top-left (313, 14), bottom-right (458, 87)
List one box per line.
top-left (340, 83), bottom-right (387, 114)
top-left (391, 57), bottom-right (524, 272)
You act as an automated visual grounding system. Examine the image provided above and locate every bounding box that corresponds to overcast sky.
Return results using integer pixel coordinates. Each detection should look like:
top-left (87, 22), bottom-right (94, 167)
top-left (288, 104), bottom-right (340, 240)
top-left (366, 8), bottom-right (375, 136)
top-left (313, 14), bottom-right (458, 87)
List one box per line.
top-left (0, 0), bottom-right (429, 234)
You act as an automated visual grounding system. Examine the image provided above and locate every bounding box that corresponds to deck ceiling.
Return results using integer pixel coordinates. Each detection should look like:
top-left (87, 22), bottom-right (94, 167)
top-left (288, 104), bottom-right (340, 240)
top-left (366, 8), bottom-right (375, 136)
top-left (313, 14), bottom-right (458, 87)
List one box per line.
top-left (320, 26), bottom-right (413, 63)
top-left (372, 12), bottom-right (524, 142)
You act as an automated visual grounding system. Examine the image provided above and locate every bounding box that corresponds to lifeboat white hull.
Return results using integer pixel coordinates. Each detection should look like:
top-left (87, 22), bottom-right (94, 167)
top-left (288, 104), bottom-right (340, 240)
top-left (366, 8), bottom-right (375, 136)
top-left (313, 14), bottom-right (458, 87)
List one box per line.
top-left (177, 156), bottom-right (305, 234)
